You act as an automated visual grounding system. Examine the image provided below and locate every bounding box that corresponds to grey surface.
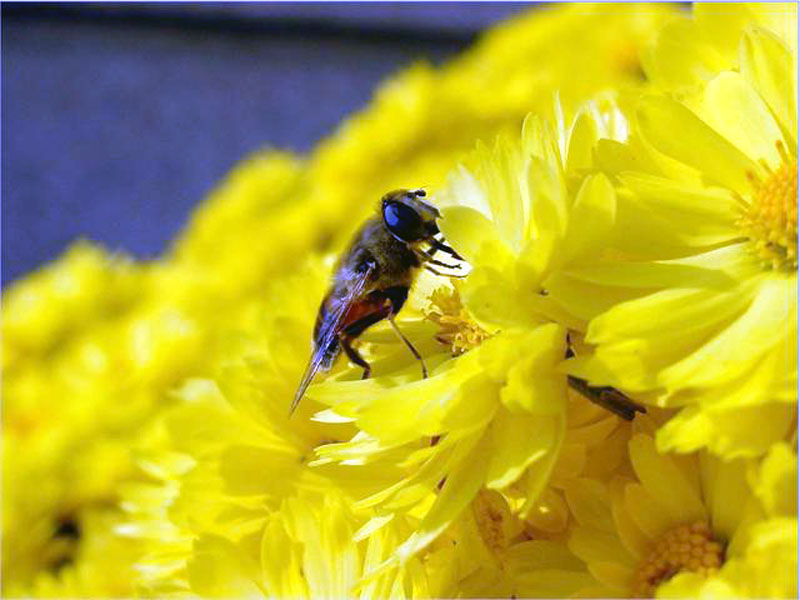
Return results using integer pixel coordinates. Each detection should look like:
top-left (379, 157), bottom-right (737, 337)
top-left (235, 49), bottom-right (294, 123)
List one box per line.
top-left (1, 3), bottom-right (530, 285)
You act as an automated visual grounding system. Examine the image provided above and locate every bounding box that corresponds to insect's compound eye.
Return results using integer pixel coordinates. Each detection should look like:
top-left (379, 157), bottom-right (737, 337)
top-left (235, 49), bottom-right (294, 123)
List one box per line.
top-left (383, 201), bottom-right (424, 242)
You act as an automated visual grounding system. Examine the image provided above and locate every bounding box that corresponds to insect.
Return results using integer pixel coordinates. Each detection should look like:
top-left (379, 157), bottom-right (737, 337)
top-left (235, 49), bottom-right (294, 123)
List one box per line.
top-left (290, 188), bottom-right (464, 414)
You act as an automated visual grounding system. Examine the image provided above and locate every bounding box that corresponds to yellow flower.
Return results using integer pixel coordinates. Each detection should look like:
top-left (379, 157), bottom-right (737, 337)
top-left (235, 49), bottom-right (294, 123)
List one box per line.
top-left (2, 241), bottom-right (140, 370)
top-left (306, 99), bottom-right (643, 577)
top-left (310, 321), bottom-right (569, 576)
top-left (3, 508), bottom-right (143, 599)
top-left (116, 261), bottom-right (415, 594)
top-left (567, 428), bottom-right (797, 598)
top-left (0, 4), bottom-right (694, 596)
top-left (429, 489), bottom-right (596, 599)
top-left (658, 443), bottom-right (797, 599)
top-left (436, 99), bottom-right (632, 332)
top-left (191, 488), bottom-right (457, 599)
top-left (568, 6), bottom-right (797, 457)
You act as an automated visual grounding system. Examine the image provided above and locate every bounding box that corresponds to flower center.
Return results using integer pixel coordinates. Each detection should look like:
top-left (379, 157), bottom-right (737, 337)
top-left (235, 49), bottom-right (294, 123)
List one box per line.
top-left (425, 287), bottom-right (491, 355)
top-left (630, 520), bottom-right (724, 598)
top-left (738, 144), bottom-right (797, 272)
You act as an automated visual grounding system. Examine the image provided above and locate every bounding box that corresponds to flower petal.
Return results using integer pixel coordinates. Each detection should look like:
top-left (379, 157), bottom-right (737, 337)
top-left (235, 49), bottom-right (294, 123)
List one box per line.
top-left (656, 402), bottom-right (797, 459)
top-left (486, 410), bottom-right (559, 490)
top-left (562, 174), bottom-right (617, 265)
top-left (629, 434), bottom-right (706, 524)
top-left (698, 71), bottom-right (785, 169)
top-left (659, 276), bottom-right (796, 389)
top-left (637, 95), bottom-right (758, 195)
top-left (740, 26), bottom-right (797, 140)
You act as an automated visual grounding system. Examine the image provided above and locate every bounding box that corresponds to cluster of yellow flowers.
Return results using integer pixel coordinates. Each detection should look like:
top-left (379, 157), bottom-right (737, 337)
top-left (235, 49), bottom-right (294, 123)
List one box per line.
top-left (2, 4), bottom-right (796, 599)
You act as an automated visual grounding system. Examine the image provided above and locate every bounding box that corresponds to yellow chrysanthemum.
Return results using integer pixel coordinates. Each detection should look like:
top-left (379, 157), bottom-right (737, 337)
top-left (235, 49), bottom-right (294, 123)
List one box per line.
top-left (436, 97), bottom-right (633, 332)
top-left (425, 488), bottom-right (596, 599)
top-left (2, 153), bottom-right (311, 596)
top-left (659, 443), bottom-right (797, 599)
top-left (309, 320), bottom-right (569, 579)
top-left (568, 4), bottom-right (797, 457)
top-left (302, 99), bottom-right (646, 580)
top-left (2, 242), bottom-right (145, 595)
top-left (2, 508), bottom-right (143, 600)
top-left (125, 463), bottom-right (436, 599)
top-left (2, 241), bottom-right (141, 369)
top-left (115, 260), bottom-right (422, 594)
top-left (567, 427), bottom-right (797, 599)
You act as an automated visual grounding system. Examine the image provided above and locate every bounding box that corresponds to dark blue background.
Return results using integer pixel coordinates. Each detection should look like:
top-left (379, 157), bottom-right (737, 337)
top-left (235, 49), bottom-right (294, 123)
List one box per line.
top-left (2, 3), bottom-right (530, 285)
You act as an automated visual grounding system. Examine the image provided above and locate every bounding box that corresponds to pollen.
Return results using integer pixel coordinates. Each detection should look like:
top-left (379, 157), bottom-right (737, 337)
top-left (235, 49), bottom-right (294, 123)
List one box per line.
top-left (738, 144), bottom-right (798, 272)
top-left (425, 286), bottom-right (491, 355)
top-left (630, 520), bottom-right (724, 598)
top-left (471, 489), bottom-right (513, 556)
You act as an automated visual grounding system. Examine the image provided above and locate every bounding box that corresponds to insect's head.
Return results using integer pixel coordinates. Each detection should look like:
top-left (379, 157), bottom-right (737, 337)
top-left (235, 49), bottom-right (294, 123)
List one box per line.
top-left (381, 189), bottom-right (440, 243)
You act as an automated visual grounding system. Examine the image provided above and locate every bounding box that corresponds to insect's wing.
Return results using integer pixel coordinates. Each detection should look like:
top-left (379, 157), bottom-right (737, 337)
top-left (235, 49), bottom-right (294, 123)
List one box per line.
top-left (290, 263), bottom-right (375, 415)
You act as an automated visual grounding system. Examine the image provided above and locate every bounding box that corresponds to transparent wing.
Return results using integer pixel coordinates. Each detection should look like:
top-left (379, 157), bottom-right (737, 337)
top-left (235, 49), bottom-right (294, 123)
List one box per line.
top-left (290, 262), bottom-right (376, 415)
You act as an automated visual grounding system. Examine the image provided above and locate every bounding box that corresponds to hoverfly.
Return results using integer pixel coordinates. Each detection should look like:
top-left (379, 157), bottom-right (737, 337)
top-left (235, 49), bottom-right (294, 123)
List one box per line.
top-left (290, 189), bottom-right (463, 414)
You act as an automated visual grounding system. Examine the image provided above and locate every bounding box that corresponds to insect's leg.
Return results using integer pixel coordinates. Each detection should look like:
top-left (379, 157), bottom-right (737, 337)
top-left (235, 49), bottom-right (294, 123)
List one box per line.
top-left (414, 247), bottom-right (463, 270)
top-left (427, 257), bottom-right (462, 269)
top-left (341, 336), bottom-right (372, 380)
top-left (567, 376), bottom-right (646, 421)
top-left (429, 238), bottom-right (464, 261)
top-left (425, 265), bottom-right (467, 278)
top-left (387, 314), bottom-right (428, 379)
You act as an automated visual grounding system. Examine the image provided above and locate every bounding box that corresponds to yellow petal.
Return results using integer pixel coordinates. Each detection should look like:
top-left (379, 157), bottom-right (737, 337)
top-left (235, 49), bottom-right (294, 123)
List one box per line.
top-left (637, 95), bottom-right (758, 195)
top-left (564, 478), bottom-right (615, 532)
top-left (587, 561), bottom-right (632, 595)
top-left (740, 26), bottom-right (797, 139)
top-left (610, 478), bottom-right (650, 560)
top-left (656, 571), bottom-right (734, 599)
top-left (187, 535), bottom-right (262, 598)
top-left (629, 434), bottom-right (706, 524)
top-left (365, 432), bottom-right (489, 577)
top-left (614, 172), bottom-right (740, 252)
top-left (507, 539), bottom-right (584, 572)
top-left (569, 526), bottom-right (633, 566)
top-left (486, 409), bottom-right (558, 490)
top-left (659, 276), bottom-right (795, 389)
top-left (516, 569), bottom-right (599, 599)
top-left (752, 442), bottom-right (798, 518)
top-left (524, 487), bottom-right (570, 533)
top-left (499, 324), bottom-right (567, 415)
top-left (562, 174), bottom-right (617, 265)
top-left (699, 71), bottom-right (785, 169)
top-left (642, 16), bottom-right (727, 91)
top-left (565, 110), bottom-right (599, 174)
top-left (656, 402), bottom-right (797, 459)
top-left (699, 453), bottom-right (752, 544)
top-left (624, 482), bottom-right (674, 540)
top-left (438, 205), bottom-right (511, 267)
top-left (261, 517), bottom-right (307, 598)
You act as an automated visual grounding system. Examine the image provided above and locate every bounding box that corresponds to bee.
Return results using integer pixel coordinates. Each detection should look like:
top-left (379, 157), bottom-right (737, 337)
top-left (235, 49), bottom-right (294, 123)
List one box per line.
top-left (290, 188), bottom-right (464, 414)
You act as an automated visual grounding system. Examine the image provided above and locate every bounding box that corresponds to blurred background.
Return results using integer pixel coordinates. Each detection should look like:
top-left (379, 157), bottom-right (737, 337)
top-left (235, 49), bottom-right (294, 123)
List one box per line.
top-left (2, 2), bottom-right (531, 286)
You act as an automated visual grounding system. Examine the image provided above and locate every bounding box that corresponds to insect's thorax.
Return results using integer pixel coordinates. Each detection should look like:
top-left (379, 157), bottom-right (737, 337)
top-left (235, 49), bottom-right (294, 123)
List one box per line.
top-left (336, 217), bottom-right (420, 291)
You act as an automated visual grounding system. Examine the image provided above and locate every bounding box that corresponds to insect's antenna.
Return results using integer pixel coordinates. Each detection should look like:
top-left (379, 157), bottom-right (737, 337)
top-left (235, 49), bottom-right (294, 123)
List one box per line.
top-left (430, 238), bottom-right (464, 261)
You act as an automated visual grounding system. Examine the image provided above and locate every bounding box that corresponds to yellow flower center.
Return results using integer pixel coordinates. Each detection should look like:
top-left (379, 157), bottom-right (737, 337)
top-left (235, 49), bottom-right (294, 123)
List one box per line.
top-left (630, 520), bottom-right (724, 598)
top-left (425, 286), bottom-right (491, 355)
top-left (739, 145), bottom-right (797, 272)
